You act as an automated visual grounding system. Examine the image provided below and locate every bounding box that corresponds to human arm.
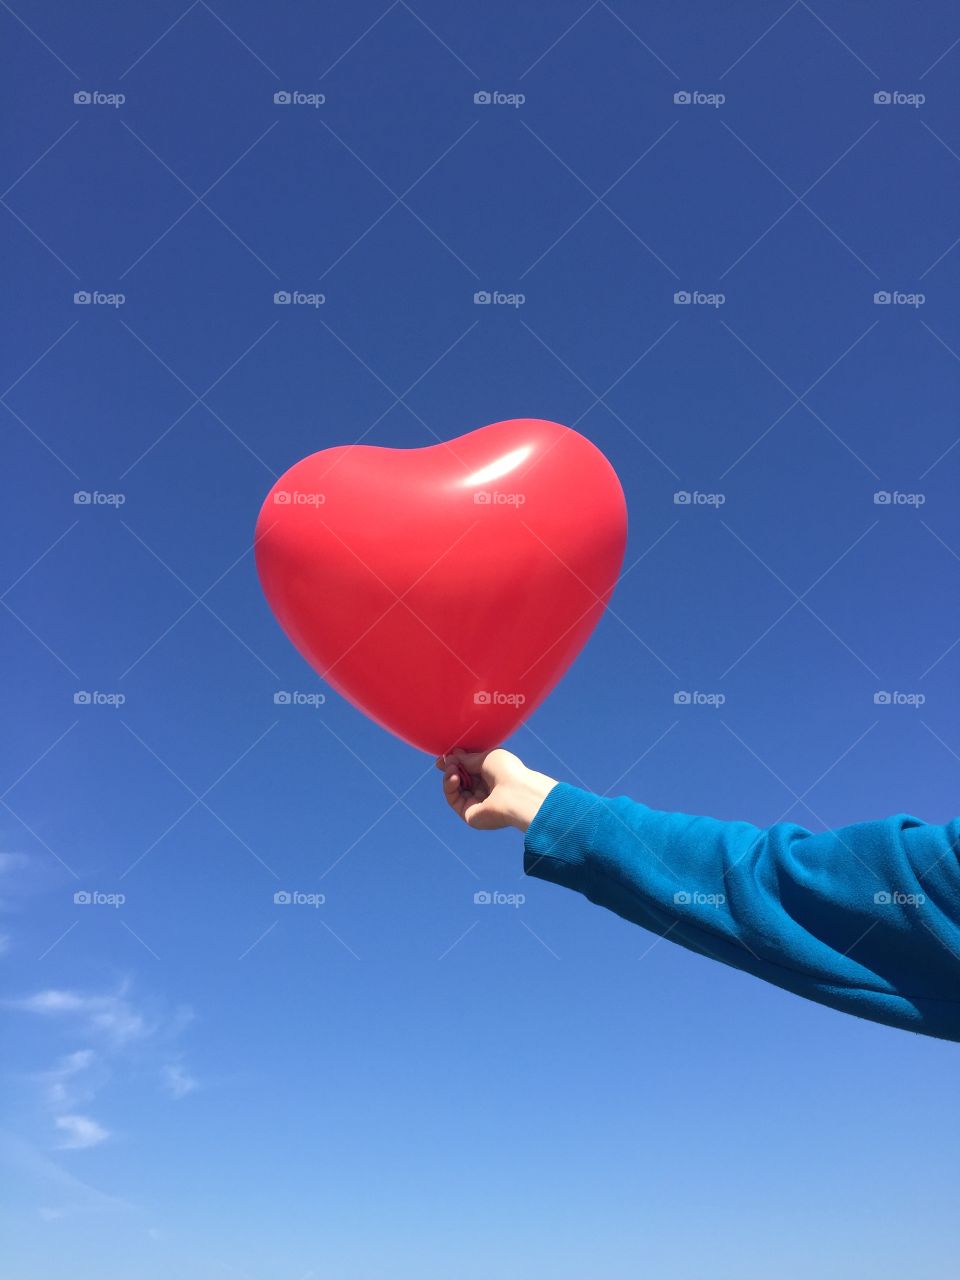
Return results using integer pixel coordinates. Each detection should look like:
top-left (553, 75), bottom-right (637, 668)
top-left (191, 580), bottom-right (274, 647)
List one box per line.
top-left (438, 750), bottom-right (960, 1041)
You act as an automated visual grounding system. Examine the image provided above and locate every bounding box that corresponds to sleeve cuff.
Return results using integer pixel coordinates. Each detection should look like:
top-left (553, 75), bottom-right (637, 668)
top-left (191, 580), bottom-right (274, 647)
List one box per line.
top-left (523, 782), bottom-right (605, 885)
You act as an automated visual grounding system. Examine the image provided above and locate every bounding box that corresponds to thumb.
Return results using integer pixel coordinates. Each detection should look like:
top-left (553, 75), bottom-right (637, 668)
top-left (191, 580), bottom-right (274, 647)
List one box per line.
top-left (462, 794), bottom-right (491, 827)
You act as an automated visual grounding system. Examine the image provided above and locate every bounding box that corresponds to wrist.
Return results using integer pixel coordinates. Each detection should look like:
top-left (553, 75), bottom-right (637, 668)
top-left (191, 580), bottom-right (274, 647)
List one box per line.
top-left (506, 771), bottom-right (558, 832)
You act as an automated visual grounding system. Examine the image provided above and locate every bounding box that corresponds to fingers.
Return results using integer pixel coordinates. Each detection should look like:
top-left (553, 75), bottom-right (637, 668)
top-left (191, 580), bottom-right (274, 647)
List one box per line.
top-left (462, 799), bottom-right (487, 827)
top-left (443, 767), bottom-right (477, 820)
top-left (442, 769), bottom-right (462, 799)
top-left (443, 747), bottom-right (490, 770)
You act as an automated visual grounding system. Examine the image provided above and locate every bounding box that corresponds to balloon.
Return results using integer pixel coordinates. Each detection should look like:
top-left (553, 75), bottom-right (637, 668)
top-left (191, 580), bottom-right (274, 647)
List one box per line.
top-left (255, 419), bottom-right (627, 755)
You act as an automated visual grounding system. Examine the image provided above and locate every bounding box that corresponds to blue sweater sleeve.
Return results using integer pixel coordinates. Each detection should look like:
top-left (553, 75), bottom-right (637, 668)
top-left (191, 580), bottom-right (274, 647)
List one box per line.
top-left (523, 783), bottom-right (960, 1040)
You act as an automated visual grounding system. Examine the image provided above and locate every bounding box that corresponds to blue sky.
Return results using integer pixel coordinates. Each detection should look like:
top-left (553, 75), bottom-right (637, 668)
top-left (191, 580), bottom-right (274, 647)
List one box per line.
top-left (3, 1), bottom-right (960, 1275)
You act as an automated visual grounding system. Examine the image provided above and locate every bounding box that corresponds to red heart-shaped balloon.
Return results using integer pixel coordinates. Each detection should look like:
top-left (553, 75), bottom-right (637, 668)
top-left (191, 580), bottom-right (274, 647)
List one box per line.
top-left (255, 419), bottom-right (627, 754)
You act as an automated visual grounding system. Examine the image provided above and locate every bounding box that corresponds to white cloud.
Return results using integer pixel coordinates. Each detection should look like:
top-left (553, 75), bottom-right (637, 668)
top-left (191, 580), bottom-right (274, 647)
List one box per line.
top-left (55, 1115), bottom-right (109, 1150)
top-left (0, 1133), bottom-right (134, 1217)
top-left (41, 1049), bottom-right (98, 1110)
top-left (50, 1049), bottom-right (96, 1075)
top-left (162, 1063), bottom-right (198, 1100)
top-left (13, 989), bottom-right (148, 1046)
top-left (0, 850), bottom-right (29, 919)
top-left (0, 850), bottom-right (56, 919)
top-left (12, 984), bottom-right (197, 1163)
top-left (62, 1049), bottom-right (95, 1072)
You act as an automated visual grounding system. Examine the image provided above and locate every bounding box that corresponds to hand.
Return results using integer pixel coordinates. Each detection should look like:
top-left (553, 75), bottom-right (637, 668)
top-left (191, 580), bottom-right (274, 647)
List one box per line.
top-left (436, 748), bottom-right (558, 832)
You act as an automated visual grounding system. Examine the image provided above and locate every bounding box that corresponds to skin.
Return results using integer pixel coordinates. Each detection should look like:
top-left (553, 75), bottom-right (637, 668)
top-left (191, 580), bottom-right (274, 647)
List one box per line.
top-left (435, 748), bottom-right (558, 832)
